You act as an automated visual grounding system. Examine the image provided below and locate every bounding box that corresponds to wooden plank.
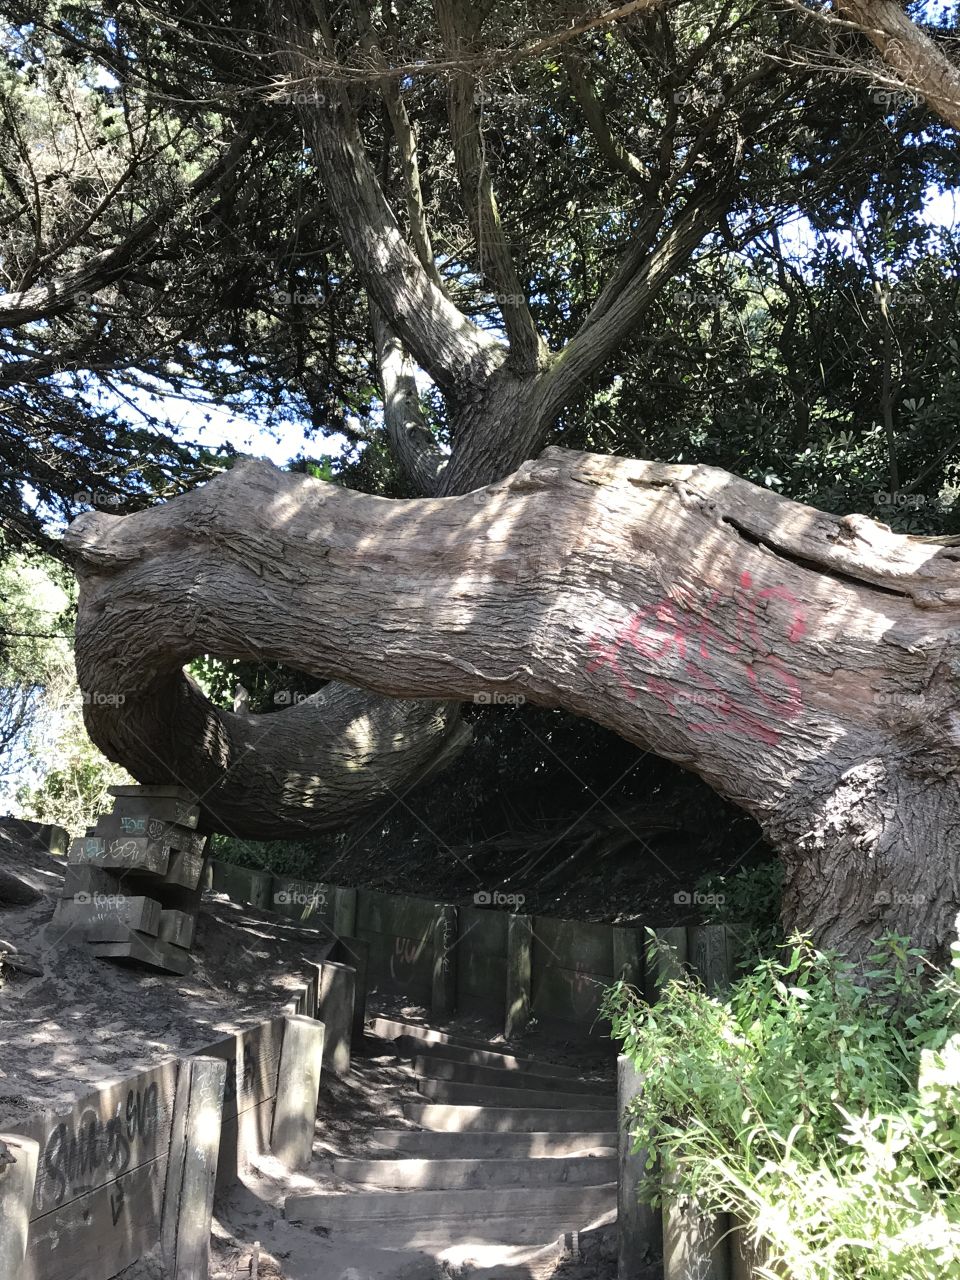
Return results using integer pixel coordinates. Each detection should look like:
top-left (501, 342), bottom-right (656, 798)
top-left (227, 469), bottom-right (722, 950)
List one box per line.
top-left (531, 963), bottom-right (609, 1024)
top-left (460, 904), bottom-right (509, 952)
top-left (15, 1060), bottom-right (179, 1216)
top-left (92, 812), bottom-right (199, 848)
top-left (432, 904), bottom-right (458, 1020)
top-left (157, 909), bottom-right (196, 949)
top-left (68, 836), bottom-right (170, 876)
top-left (0, 1134), bottom-right (39, 1279)
top-left (505, 914), bottom-right (532, 1039)
top-left (332, 885), bottom-right (358, 936)
top-left (356, 888), bottom-right (438, 937)
top-left (201, 1018), bottom-right (286, 1125)
top-left (317, 963), bottom-right (354, 1077)
top-left (457, 952), bottom-right (507, 1010)
top-left (271, 1016), bottom-right (325, 1171)
top-left (164, 844), bottom-right (207, 890)
top-left (81, 897), bottom-right (163, 940)
top-left (356, 928), bottom-right (433, 998)
top-left (89, 934), bottom-right (191, 975)
top-left (271, 876), bottom-right (336, 926)
top-left (25, 1152), bottom-right (168, 1280)
top-left (612, 925), bottom-right (643, 990)
top-left (688, 924), bottom-right (735, 996)
top-left (214, 1095), bottom-right (275, 1195)
top-left (108, 785), bottom-right (197, 801)
top-left (61, 865), bottom-right (123, 899)
top-left (662, 1169), bottom-right (730, 1280)
top-left (329, 937), bottom-right (369, 1043)
top-left (617, 1056), bottom-right (661, 1273)
top-left (161, 1057), bottom-right (226, 1280)
top-left (531, 915), bottom-right (613, 974)
top-left (644, 927), bottom-right (688, 1004)
top-left (110, 796), bottom-right (200, 828)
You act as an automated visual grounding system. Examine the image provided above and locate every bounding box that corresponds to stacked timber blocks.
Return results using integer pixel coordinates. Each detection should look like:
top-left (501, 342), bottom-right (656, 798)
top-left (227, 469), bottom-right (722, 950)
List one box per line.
top-left (52, 785), bottom-right (208, 975)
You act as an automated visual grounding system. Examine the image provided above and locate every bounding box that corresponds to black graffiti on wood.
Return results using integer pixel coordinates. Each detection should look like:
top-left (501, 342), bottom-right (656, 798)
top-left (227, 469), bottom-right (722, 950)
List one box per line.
top-left (110, 1178), bottom-right (125, 1226)
top-left (42, 1081), bottom-right (159, 1208)
top-left (222, 1043), bottom-right (256, 1105)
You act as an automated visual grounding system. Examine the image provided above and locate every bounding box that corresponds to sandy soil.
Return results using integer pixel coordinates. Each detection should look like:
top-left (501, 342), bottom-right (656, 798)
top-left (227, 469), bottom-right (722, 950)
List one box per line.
top-left (0, 821), bottom-right (330, 1133)
top-left (1, 821), bottom-right (647, 1280)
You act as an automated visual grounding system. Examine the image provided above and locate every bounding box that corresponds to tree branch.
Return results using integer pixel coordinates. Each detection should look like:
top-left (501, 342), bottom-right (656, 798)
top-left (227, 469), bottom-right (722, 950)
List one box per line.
top-left (563, 51), bottom-right (648, 183)
top-left (535, 187), bottom-right (730, 422)
top-left (0, 127), bottom-right (255, 329)
top-left (370, 302), bottom-right (445, 494)
top-left (834, 0), bottom-right (960, 130)
top-left (276, 0), bottom-right (505, 395)
top-left (434, 0), bottom-right (545, 369)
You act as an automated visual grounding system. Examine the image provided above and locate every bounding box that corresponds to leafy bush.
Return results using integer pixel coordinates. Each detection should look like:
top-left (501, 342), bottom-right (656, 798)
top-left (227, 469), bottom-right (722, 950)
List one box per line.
top-left (696, 861), bottom-right (785, 964)
top-left (604, 930), bottom-right (960, 1279)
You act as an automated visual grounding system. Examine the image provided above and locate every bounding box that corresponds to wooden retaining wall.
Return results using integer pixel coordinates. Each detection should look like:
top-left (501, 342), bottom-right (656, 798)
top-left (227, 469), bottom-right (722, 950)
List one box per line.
top-left (1, 962), bottom-right (333, 1280)
top-left (207, 859), bottom-right (746, 1040)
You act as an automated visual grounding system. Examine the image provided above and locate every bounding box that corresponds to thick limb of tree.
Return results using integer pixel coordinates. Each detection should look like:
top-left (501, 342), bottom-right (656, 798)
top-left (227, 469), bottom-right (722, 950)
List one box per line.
top-left (65, 672), bottom-right (469, 841)
top-left (835, 0), bottom-right (960, 130)
top-left (275, 2), bottom-right (505, 396)
top-left (66, 450), bottom-right (960, 959)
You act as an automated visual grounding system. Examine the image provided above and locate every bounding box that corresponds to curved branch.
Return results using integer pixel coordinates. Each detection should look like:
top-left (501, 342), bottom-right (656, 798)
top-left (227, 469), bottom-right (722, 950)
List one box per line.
top-left (0, 128), bottom-right (255, 329)
top-left (65, 450), bottom-right (960, 957)
top-left (371, 303), bottom-right (445, 494)
top-left (434, 0), bottom-right (545, 369)
top-left (835, 0), bottom-right (960, 130)
top-left (563, 52), bottom-right (647, 183)
top-left (276, 1), bottom-right (505, 394)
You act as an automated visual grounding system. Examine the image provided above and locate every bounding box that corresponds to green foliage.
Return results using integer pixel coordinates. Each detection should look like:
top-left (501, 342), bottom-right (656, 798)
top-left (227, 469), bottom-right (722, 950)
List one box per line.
top-left (604, 933), bottom-right (960, 1279)
top-left (696, 861), bottom-right (786, 963)
top-left (209, 834), bottom-right (323, 879)
top-left (0, 547), bottom-right (129, 829)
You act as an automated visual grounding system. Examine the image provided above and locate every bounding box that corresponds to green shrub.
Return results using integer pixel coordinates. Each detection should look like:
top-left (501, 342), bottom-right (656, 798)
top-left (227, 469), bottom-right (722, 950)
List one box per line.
top-left (695, 861), bottom-right (785, 964)
top-left (604, 929), bottom-right (960, 1279)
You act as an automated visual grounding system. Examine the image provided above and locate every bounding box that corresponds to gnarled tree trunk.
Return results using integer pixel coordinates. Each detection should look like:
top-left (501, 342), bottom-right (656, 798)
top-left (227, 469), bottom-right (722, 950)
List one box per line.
top-left (65, 449), bottom-right (960, 959)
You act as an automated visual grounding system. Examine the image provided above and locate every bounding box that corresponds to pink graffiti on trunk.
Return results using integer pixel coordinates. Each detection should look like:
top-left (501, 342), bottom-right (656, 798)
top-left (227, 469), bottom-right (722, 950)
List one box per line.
top-left (586, 572), bottom-right (807, 745)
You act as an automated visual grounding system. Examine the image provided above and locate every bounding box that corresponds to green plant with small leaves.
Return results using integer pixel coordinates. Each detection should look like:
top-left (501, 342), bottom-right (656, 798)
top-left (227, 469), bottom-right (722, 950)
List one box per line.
top-left (604, 929), bottom-right (960, 1279)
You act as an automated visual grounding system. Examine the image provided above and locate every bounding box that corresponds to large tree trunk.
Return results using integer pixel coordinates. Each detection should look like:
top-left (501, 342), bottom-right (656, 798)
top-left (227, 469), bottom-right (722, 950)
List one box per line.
top-left (64, 449), bottom-right (960, 959)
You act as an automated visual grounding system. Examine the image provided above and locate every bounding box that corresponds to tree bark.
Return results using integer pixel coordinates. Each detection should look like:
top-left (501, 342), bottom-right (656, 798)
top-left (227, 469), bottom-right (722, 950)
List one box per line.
top-left (65, 450), bottom-right (960, 959)
top-left (835, 0), bottom-right (960, 131)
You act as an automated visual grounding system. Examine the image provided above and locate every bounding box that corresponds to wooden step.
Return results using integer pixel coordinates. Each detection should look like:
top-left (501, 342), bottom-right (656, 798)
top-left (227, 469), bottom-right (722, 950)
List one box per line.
top-left (368, 1128), bottom-right (617, 1158)
top-left (416, 1078), bottom-right (612, 1110)
top-left (285, 1184), bottom-right (616, 1246)
top-left (330, 1154), bottom-right (617, 1190)
top-left (403, 1103), bottom-right (618, 1133)
top-left (412, 1055), bottom-right (612, 1096)
top-left (390, 1034), bottom-right (582, 1079)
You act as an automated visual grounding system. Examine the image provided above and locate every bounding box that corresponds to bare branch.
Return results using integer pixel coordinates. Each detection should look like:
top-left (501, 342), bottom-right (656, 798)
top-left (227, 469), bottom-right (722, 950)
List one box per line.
top-left (435, 0), bottom-right (545, 369)
top-left (0, 127), bottom-right (255, 329)
top-left (276, 0), bottom-right (505, 394)
top-left (370, 303), bottom-right (445, 495)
